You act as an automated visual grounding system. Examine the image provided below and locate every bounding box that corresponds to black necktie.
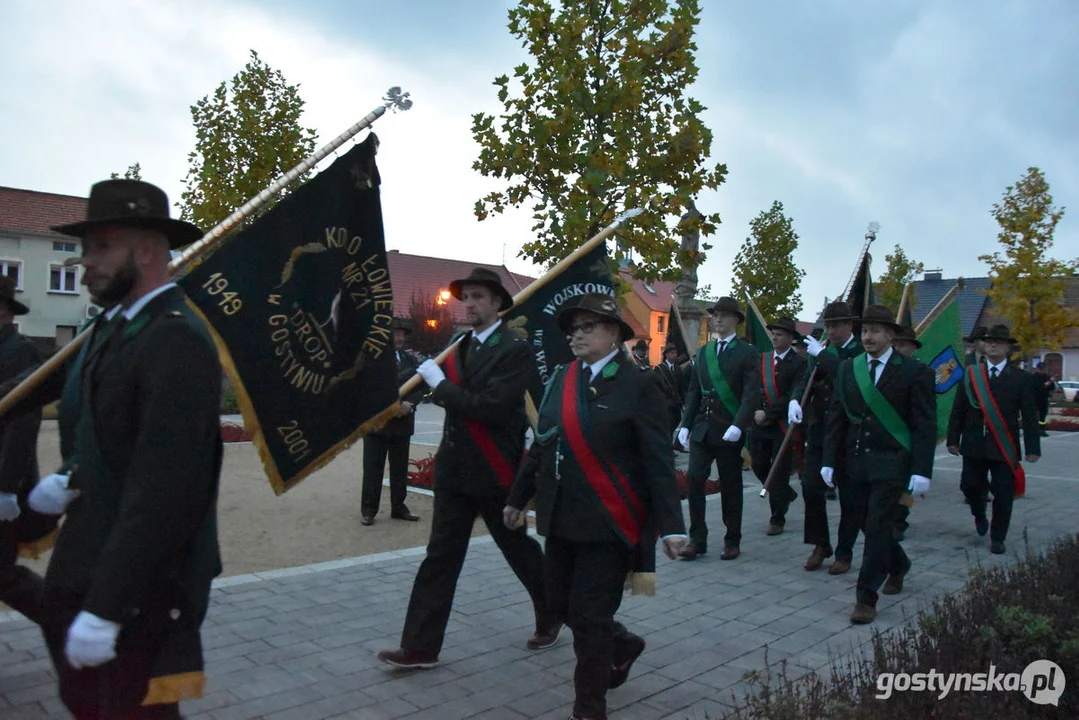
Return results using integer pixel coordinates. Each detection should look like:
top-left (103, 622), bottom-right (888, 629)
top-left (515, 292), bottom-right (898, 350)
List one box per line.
top-left (467, 336), bottom-right (482, 368)
top-left (774, 353), bottom-right (781, 367)
top-left (869, 359), bottom-right (881, 384)
top-left (991, 366), bottom-right (999, 379)
top-left (719, 340), bottom-right (728, 354)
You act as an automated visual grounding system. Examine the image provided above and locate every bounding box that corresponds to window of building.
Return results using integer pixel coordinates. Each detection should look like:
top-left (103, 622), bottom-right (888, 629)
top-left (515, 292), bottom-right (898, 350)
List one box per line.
top-left (49, 263), bottom-right (78, 293)
top-left (657, 316), bottom-right (666, 333)
top-left (0, 260), bottom-right (22, 289)
top-left (53, 241), bottom-right (77, 253)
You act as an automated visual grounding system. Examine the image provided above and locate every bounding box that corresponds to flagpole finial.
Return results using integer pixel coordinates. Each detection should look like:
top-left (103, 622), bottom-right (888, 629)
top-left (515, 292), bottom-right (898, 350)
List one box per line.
top-left (383, 87), bottom-right (413, 112)
top-left (865, 221), bottom-right (880, 242)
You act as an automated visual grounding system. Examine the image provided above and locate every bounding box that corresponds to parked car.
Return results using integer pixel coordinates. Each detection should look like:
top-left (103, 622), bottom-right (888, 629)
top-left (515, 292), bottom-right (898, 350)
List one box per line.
top-left (1058, 380), bottom-right (1079, 402)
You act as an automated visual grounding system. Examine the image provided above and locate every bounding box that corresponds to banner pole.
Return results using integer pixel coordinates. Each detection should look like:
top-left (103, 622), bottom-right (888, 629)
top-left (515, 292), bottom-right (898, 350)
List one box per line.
top-left (915, 280), bottom-right (964, 336)
top-left (0, 88), bottom-right (412, 420)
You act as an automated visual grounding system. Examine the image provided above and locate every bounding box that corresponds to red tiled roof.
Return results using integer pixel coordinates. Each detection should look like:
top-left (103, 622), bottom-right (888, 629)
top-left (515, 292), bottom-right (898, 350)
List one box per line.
top-left (387, 250), bottom-right (536, 322)
top-left (0, 186), bottom-right (86, 237)
top-left (619, 268), bottom-right (677, 312)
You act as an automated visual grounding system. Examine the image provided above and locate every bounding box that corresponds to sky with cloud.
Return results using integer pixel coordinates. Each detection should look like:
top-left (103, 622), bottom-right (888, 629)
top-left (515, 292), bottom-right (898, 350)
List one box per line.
top-left (2, 0), bottom-right (1076, 321)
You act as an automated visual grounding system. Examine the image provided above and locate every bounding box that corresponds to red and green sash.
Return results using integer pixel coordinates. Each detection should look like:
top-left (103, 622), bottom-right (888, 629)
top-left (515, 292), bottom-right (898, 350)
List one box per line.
top-left (966, 364), bottom-right (1026, 496)
top-left (761, 352), bottom-right (788, 434)
top-left (559, 361), bottom-right (644, 546)
top-left (698, 341), bottom-right (739, 417)
top-left (443, 346), bottom-right (516, 489)
top-left (851, 357), bottom-right (912, 451)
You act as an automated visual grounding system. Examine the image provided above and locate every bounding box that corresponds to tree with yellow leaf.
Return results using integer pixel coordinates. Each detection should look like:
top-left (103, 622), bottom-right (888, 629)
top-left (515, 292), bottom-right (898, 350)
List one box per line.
top-left (471, 0), bottom-right (727, 282)
top-left (980, 167), bottom-right (1079, 361)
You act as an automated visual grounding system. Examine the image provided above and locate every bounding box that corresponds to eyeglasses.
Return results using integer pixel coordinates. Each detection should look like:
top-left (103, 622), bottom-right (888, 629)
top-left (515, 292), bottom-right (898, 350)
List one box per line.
top-left (567, 320), bottom-right (601, 338)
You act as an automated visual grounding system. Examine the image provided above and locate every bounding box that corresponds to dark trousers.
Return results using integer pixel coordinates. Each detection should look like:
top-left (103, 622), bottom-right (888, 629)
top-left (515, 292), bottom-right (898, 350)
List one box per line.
top-left (40, 592), bottom-right (182, 720)
top-left (0, 521), bottom-right (44, 623)
top-left (852, 477), bottom-right (911, 607)
top-left (801, 442), bottom-right (859, 558)
top-left (960, 456), bottom-right (1015, 543)
top-left (545, 535), bottom-right (635, 720)
top-left (894, 503), bottom-right (910, 535)
top-left (401, 490), bottom-right (548, 654)
top-left (749, 431), bottom-right (796, 526)
top-left (667, 406), bottom-right (682, 436)
top-left (361, 433), bottom-right (411, 517)
top-left (686, 438), bottom-right (744, 548)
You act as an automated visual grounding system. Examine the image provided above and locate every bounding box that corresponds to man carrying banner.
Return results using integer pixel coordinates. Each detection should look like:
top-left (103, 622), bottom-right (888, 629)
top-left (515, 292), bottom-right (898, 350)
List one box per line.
top-left (750, 316), bottom-right (806, 536)
top-left (379, 268), bottom-right (557, 669)
top-left (655, 342), bottom-right (688, 435)
top-left (361, 317), bottom-right (422, 525)
top-left (947, 324), bottom-right (1040, 555)
top-left (0, 276), bottom-right (48, 623)
top-left (504, 293), bottom-right (687, 720)
top-left (630, 339), bottom-right (651, 370)
top-left (790, 301), bottom-right (863, 572)
top-left (823, 305), bottom-right (935, 624)
top-left (676, 297), bottom-right (760, 561)
top-left (34, 179), bottom-right (223, 719)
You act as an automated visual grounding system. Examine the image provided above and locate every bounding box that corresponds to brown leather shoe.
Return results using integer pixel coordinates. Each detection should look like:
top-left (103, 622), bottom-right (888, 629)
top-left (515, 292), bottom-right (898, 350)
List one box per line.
top-left (377, 647), bottom-right (439, 669)
top-left (719, 545), bottom-right (740, 560)
top-left (527, 622), bottom-right (563, 650)
top-left (360, 515), bottom-right (375, 526)
top-left (391, 509), bottom-right (420, 521)
top-left (766, 523), bottom-right (784, 536)
top-left (828, 557), bottom-right (851, 575)
top-left (804, 545), bottom-right (833, 571)
top-left (882, 570), bottom-right (907, 595)
top-left (850, 604), bottom-right (876, 624)
top-left (609, 634), bottom-right (646, 689)
top-left (678, 543), bottom-right (706, 560)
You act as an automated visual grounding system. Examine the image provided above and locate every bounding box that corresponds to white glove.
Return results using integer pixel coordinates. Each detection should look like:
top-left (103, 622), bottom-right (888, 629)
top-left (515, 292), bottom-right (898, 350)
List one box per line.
top-left (28, 473), bottom-right (79, 515)
top-left (804, 335), bottom-right (825, 357)
top-left (677, 427), bottom-right (689, 449)
top-left (821, 467), bottom-right (835, 488)
top-left (65, 611), bottom-right (120, 669)
top-left (722, 425), bottom-right (742, 443)
top-left (0, 493), bottom-right (20, 522)
top-left (788, 400), bottom-right (803, 425)
top-left (417, 359), bottom-right (446, 389)
top-left (908, 475), bottom-right (930, 495)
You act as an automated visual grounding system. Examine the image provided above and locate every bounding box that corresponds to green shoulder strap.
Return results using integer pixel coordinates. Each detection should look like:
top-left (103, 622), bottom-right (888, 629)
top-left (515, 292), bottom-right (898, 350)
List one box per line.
top-left (699, 342), bottom-right (739, 417)
top-left (852, 357), bottom-right (912, 451)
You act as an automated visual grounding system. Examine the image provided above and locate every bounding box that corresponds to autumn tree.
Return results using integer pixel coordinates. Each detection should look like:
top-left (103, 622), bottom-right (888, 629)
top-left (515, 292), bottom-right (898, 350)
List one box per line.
top-left (876, 244), bottom-right (924, 313)
top-left (980, 167), bottom-right (1079, 360)
top-left (110, 163), bottom-right (142, 180)
top-left (471, 0), bottom-right (727, 282)
top-left (731, 201), bottom-right (804, 320)
top-left (180, 50), bottom-right (317, 231)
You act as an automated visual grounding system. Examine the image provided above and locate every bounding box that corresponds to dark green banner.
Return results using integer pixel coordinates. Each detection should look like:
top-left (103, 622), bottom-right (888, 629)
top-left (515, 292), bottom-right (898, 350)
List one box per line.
top-left (178, 135), bottom-right (398, 494)
top-left (503, 241), bottom-right (615, 406)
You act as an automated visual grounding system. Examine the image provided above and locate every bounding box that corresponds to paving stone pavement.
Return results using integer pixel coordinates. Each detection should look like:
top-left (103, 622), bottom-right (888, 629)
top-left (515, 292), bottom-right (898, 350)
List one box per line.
top-left (2, 432), bottom-right (1076, 719)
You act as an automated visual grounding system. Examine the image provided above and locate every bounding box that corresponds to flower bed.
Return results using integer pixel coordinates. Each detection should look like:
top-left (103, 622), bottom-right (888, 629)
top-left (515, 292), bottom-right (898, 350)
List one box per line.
top-left (220, 422), bottom-right (252, 443)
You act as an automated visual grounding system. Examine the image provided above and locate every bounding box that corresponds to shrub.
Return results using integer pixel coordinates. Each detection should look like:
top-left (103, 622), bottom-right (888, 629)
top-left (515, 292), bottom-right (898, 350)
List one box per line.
top-left (220, 422), bottom-right (251, 443)
top-left (721, 534), bottom-right (1079, 719)
top-left (1046, 419), bottom-right (1078, 432)
top-left (220, 379), bottom-right (240, 414)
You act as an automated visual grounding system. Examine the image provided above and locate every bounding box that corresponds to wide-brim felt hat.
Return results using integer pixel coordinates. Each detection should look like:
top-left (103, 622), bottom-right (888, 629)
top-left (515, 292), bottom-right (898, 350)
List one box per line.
top-left (964, 325), bottom-right (988, 342)
top-left (708, 296), bottom-right (745, 323)
top-left (448, 267), bottom-right (514, 311)
top-left (556, 293), bottom-right (635, 343)
top-left (822, 300), bottom-right (856, 322)
top-left (662, 341), bottom-right (679, 352)
top-left (766, 316), bottom-right (801, 339)
top-left (894, 325), bottom-right (922, 348)
top-left (51, 179), bottom-right (203, 250)
top-left (632, 339), bottom-right (649, 351)
top-left (391, 317), bottom-right (413, 335)
top-left (860, 304), bottom-right (902, 332)
top-left (0, 276), bottom-right (29, 315)
top-left (983, 324), bottom-right (1016, 344)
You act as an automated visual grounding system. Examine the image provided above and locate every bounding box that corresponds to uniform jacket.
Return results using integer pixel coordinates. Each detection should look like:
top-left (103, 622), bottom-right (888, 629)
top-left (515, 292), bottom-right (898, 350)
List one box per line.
top-left (370, 349), bottom-right (423, 439)
top-left (792, 337), bottom-right (863, 447)
top-left (45, 287), bottom-right (223, 689)
top-left (654, 360), bottom-right (688, 413)
top-left (823, 351), bottom-right (936, 481)
top-left (508, 354), bottom-right (685, 543)
top-left (947, 362), bottom-right (1040, 461)
top-left (752, 348), bottom-right (807, 441)
top-left (0, 325), bottom-right (43, 495)
top-left (681, 338), bottom-right (761, 444)
top-left (429, 326), bottom-right (535, 496)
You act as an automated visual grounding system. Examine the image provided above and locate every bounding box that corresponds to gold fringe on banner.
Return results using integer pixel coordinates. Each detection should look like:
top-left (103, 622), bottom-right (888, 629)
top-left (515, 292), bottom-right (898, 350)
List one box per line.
top-left (142, 671), bottom-right (205, 705)
top-left (624, 571), bottom-right (656, 596)
top-left (187, 300), bottom-right (401, 495)
top-left (17, 529), bottom-right (57, 559)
